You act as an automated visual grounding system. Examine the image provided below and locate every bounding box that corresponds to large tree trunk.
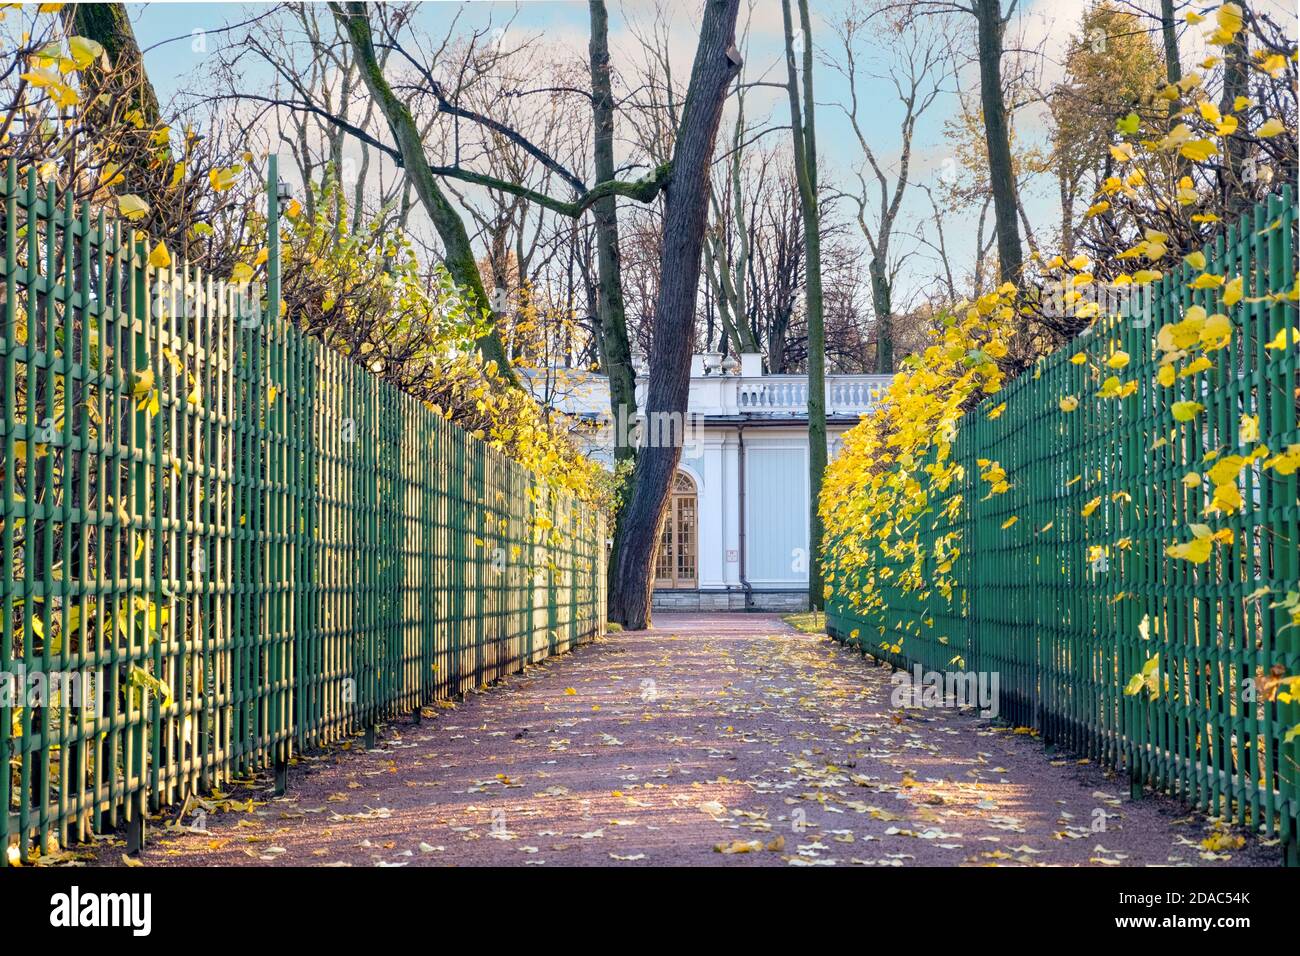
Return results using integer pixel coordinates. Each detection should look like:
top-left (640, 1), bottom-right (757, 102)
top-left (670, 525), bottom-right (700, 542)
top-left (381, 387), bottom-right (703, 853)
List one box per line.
top-left (608, 0), bottom-right (741, 629)
top-left (973, 0), bottom-right (1023, 286)
top-left (783, 0), bottom-right (826, 611)
top-left (65, 4), bottom-right (161, 123)
top-left (335, 2), bottom-right (517, 385)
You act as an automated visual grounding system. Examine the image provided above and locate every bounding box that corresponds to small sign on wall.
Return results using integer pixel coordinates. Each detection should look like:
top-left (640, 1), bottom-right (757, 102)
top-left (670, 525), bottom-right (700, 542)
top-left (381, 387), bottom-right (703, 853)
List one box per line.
top-left (726, 549), bottom-right (738, 563)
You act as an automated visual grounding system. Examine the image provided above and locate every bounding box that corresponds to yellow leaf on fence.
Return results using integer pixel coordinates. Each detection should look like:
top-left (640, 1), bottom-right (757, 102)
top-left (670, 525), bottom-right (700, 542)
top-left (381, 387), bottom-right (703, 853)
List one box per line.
top-left (1207, 456), bottom-right (1245, 486)
top-left (1263, 327), bottom-right (1298, 350)
top-left (1199, 313), bottom-right (1232, 350)
top-left (1166, 537), bottom-right (1212, 564)
top-left (1208, 482), bottom-right (1243, 515)
top-left (1223, 276), bottom-right (1243, 306)
top-left (1263, 445), bottom-right (1300, 475)
top-left (132, 369), bottom-right (154, 396)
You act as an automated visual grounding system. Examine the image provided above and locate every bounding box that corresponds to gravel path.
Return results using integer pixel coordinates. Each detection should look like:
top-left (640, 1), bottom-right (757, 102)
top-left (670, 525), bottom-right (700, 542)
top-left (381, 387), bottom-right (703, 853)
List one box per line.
top-left (94, 613), bottom-right (1276, 867)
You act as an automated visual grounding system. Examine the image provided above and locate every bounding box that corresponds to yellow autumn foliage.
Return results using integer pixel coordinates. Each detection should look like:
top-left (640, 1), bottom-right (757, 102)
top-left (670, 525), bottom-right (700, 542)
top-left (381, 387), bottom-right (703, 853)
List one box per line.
top-left (820, 8), bottom-right (1299, 661)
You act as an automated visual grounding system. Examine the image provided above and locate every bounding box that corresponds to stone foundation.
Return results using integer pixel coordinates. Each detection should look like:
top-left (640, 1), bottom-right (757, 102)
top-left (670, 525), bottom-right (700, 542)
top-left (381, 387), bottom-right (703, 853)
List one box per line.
top-left (651, 589), bottom-right (808, 612)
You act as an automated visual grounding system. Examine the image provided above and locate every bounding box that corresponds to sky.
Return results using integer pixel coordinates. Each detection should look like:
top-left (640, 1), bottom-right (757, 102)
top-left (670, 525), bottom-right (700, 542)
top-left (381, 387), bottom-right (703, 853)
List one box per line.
top-left (111, 1), bottom-right (1285, 312)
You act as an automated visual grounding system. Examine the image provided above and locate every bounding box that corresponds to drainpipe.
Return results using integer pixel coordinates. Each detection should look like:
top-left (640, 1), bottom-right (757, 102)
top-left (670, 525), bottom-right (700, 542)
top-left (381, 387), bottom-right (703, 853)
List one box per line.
top-left (737, 425), bottom-right (753, 611)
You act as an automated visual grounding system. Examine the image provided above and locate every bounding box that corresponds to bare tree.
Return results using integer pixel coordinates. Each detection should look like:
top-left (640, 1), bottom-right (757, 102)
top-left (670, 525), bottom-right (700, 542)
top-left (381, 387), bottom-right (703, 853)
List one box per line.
top-left (830, 6), bottom-right (952, 372)
top-left (889, 0), bottom-right (1024, 283)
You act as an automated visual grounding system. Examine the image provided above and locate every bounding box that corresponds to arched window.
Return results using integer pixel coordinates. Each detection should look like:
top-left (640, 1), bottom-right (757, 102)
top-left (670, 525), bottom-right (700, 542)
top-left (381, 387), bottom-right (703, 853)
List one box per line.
top-left (654, 471), bottom-right (698, 590)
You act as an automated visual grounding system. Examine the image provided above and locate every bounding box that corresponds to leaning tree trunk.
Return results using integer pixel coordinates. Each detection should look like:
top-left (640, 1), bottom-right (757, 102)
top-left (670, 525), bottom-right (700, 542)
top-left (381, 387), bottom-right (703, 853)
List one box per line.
top-left (608, 0), bottom-right (742, 629)
top-left (335, 2), bottom-right (517, 385)
top-left (973, 0), bottom-right (1023, 286)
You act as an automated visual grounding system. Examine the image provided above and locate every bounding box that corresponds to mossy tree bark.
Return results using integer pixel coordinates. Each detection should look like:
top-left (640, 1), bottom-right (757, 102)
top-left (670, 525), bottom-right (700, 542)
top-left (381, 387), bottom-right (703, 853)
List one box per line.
top-left (1159, 0), bottom-right (1182, 84)
top-left (62, 3), bottom-right (177, 220)
top-left (588, 1), bottom-right (637, 466)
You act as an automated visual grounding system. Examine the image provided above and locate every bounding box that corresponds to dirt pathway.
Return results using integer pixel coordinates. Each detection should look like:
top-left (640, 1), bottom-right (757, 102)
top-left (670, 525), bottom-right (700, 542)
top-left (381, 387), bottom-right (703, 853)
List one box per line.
top-left (96, 614), bottom-right (1275, 867)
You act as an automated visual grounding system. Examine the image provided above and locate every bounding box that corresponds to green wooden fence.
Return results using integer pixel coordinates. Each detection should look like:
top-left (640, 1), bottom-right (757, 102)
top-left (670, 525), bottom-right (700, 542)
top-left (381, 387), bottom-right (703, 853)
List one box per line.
top-left (0, 158), bottom-right (605, 865)
top-left (826, 188), bottom-right (1299, 863)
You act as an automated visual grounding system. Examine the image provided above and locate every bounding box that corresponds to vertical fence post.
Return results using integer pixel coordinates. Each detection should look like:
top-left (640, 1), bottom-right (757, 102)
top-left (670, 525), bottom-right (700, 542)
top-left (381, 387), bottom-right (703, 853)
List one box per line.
top-left (266, 156), bottom-right (291, 796)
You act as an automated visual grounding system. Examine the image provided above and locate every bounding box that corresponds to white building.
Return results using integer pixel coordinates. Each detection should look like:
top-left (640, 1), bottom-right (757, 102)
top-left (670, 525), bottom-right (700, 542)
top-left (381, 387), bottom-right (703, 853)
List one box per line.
top-left (524, 353), bottom-right (891, 611)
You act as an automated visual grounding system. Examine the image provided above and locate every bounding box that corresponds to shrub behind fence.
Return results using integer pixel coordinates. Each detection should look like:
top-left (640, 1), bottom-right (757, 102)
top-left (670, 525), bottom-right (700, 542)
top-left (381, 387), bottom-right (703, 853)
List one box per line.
top-left (0, 159), bottom-right (605, 864)
top-left (827, 188), bottom-right (1298, 860)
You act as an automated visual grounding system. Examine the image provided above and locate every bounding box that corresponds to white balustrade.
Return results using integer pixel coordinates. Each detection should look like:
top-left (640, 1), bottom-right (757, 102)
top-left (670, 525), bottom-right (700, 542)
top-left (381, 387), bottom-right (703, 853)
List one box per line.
top-left (730, 374), bottom-right (890, 416)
